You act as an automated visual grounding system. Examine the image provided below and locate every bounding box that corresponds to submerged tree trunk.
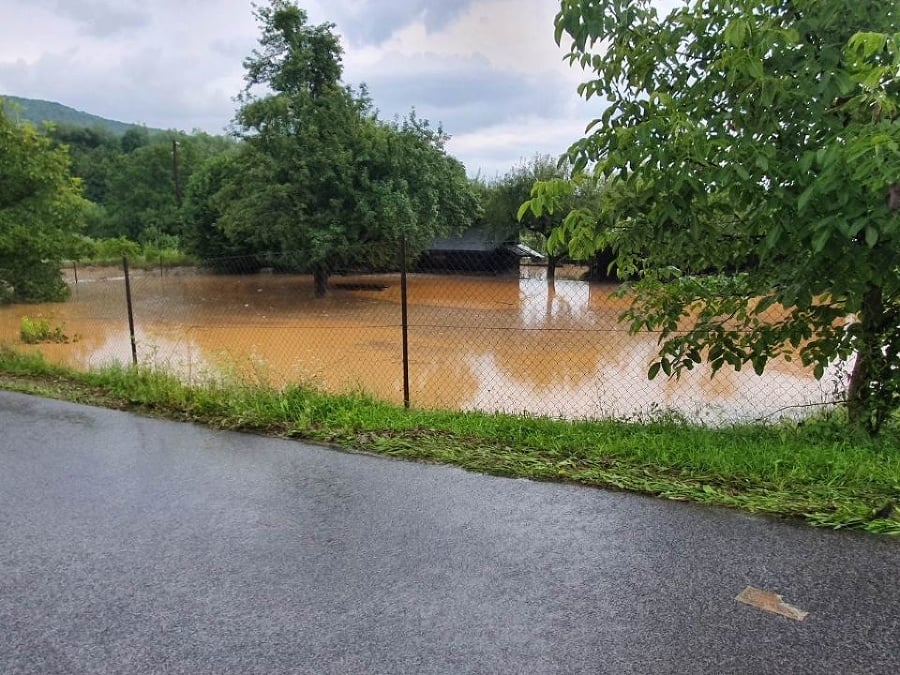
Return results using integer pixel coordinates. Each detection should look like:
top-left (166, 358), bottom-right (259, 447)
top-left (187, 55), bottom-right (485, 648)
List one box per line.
top-left (314, 266), bottom-right (328, 298)
top-left (546, 255), bottom-right (559, 286)
top-left (847, 285), bottom-right (889, 434)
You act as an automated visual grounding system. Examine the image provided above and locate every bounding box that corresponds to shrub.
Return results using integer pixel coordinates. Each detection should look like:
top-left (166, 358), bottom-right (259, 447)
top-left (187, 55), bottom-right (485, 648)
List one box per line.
top-left (1, 260), bottom-right (70, 303)
top-left (19, 316), bottom-right (69, 344)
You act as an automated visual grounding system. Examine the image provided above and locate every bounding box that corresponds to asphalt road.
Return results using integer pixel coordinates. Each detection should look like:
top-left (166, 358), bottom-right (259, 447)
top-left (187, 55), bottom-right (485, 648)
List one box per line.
top-left (1, 390), bottom-right (898, 674)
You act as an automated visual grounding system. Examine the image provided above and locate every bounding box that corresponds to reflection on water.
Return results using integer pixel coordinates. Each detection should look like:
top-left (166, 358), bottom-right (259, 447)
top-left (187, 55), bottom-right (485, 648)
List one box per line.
top-left (0, 268), bottom-right (840, 423)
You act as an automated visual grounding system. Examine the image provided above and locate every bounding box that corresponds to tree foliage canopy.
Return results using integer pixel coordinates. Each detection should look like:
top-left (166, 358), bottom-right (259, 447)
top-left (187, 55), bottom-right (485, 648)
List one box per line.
top-left (524, 0), bottom-right (900, 431)
top-left (187, 0), bottom-right (478, 294)
top-left (0, 100), bottom-right (87, 303)
top-left (473, 155), bottom-right (607, 280)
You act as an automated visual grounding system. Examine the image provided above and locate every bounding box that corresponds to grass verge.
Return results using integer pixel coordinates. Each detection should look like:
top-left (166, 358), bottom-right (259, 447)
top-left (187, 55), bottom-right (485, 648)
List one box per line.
top-left (1, 346), bottom-right (898, 535)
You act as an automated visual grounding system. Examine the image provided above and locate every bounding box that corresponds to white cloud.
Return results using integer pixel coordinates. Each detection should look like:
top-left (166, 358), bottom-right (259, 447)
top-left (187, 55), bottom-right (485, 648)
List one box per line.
top-left (348, 0), bottom-right (576, 78)
top-left (0, 0), bottom-right (605, 174)
top-left (31, 0), bottom-right (150, 38)
top-left (447, 115), bottom-right (590, 178)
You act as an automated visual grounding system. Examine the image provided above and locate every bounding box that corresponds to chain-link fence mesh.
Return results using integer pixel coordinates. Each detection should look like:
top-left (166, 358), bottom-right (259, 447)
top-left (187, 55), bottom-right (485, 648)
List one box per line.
top-left (0, 251), bottom-right (845, 424)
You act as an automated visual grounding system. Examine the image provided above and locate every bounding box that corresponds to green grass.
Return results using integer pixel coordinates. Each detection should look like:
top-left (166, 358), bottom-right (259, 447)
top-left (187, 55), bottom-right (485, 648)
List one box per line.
top-left (1, 345), bottom-right (898, 535)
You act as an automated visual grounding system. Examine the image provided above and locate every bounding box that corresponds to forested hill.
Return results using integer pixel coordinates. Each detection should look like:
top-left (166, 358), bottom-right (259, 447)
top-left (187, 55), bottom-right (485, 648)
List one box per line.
top-left (0, 95), bottom-right (159, 135)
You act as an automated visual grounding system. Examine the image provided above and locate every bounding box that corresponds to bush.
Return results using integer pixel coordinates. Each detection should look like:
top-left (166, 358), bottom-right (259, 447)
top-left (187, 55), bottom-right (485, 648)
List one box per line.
top-left (0, 259), bottom-right (70, 303)
top-left (93, 236), bottom-right (140, 261)
top-left (19, 316), bottom-right (69, 344)
top-left (68, 235), bottom-right (196, 268)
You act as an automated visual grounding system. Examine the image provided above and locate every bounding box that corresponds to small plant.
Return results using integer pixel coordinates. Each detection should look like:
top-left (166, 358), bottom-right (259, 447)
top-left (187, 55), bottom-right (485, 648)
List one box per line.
top-left (19, 316), bottom-right (69, 344)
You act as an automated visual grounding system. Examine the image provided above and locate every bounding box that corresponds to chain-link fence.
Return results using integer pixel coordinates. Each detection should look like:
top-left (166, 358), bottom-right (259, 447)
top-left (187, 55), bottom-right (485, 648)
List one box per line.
top-left (0, 250), bottom-right (845, 424)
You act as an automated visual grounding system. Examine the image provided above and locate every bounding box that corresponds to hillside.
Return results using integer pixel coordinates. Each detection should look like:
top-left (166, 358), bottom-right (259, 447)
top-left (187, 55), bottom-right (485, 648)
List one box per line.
top-left (0, 95), bottom-right (158, 135)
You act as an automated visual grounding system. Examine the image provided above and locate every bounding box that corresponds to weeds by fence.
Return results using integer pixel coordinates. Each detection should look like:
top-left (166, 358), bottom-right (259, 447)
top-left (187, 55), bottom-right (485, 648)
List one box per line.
top-left (0, 250), bottom-right (844, 424)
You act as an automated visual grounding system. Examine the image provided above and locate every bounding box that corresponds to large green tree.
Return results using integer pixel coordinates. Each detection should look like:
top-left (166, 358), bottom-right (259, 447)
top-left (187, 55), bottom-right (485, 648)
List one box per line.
top-left (219, 0), bottom-right (477, 295)
top-left (526, 0), bottom-right (899, 432)
top-left (182, 146), bottom-right (268, 269)
top-left (0, 100), bottom-right (86, 303)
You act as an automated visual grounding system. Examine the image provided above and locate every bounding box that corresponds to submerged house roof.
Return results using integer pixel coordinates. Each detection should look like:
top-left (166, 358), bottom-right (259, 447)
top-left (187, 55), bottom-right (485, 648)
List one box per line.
top-left (422, 225), bottom-right (544, 273)
top-left (430, 225), bottom-right (509, 252)
top-left (429, 225), bottom-right (544, 259)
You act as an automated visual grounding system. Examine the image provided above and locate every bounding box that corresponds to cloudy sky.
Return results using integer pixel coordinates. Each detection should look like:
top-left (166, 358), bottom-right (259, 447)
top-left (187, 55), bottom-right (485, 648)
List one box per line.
top-left (0, 0), bottom-right (614, 178)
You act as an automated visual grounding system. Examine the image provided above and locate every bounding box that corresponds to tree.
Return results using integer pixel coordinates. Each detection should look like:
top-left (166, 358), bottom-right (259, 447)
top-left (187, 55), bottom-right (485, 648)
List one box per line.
top-left (182, 147), bottom-right (265, 269)
top-left (479, 154), bottom-right (607, 282)
top-left (95, 131), bottom-right (235, 243)
top-left (353, 113), bottom-right (480, 270)
top-left (0, 99), bottom-right (86, 303)
top-left (227, 0), bottom-right (477, 295)
top-left (480, 155), bottom-right (567, 280)
top-left (102, 141), bottom-right (184, 241)
top-left (46, 123), bottom-right (119, 204)
top-left (525, 1), bottom-right (899, 432)
top-left (120, 126), bottom-right (150, 154)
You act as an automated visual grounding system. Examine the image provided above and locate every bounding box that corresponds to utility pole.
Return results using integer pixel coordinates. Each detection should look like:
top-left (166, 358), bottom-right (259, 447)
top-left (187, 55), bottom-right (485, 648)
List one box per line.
top-left (172, 139), bottom-right (182, 208)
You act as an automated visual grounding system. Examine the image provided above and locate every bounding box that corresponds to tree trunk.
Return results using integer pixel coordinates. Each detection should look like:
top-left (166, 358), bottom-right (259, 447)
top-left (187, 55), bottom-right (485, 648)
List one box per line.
top-left (847, 285), bottom-right (885, 434)
top-left (545, 281), bottom-right (556, 322)
top-left (546, 255), bottom-right (558, 286)
top-left (314, 266), bottom-right (328, 298)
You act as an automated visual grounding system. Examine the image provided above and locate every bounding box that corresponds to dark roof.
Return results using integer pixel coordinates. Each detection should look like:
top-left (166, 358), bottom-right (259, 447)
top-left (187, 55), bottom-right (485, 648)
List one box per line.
top-left (429, 225), bottom-right (509, 252)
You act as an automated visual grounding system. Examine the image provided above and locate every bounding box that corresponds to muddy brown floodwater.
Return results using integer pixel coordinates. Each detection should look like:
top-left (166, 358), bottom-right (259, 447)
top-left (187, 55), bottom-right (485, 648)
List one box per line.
top-left (0, 267), bottom-right (841, 423)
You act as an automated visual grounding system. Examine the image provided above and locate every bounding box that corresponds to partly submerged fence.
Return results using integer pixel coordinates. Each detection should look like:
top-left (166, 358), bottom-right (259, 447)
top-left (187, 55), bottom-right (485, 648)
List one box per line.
top-left (0, 252), bottom-right (845, 425)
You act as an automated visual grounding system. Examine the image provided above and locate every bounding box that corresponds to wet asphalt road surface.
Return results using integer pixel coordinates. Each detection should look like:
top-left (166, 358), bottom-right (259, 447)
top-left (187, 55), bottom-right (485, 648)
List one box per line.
top-left (1, 390), bottom-right (898, 674)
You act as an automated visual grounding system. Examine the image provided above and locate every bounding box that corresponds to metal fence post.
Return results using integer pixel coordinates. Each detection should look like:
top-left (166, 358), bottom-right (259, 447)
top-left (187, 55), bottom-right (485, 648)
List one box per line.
top-left (400, 236), bottom-right (411, 409)
top-left (123, 256), bottom-right (138, 366)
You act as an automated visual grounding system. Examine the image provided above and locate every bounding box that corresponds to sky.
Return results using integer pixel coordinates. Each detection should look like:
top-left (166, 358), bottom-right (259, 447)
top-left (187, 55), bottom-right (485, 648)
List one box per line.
top-left (0, 0), bottom-right (613, 178)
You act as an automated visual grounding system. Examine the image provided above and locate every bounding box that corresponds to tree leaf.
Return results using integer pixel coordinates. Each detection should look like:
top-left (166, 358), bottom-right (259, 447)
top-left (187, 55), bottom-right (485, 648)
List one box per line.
top-left (865, 225), bottom-right (879, 247)
top-left (812, 228), bottom-right (830, 253)
top-left (798, 185), bottom-right (816, 212)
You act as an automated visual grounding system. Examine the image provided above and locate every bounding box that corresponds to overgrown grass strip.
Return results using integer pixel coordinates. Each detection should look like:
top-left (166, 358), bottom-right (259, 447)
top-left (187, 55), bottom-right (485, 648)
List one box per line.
top-left (0, 346), bottom-right (897, 535)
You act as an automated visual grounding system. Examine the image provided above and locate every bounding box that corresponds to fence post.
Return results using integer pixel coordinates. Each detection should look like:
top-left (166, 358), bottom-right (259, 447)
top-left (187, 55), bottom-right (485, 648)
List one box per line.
top-left (72, 261), bottom-right (78, 285)
top-left (123, 256), bottom-right (138, 366)
top-left (400, 236), bottom-right (411, 409)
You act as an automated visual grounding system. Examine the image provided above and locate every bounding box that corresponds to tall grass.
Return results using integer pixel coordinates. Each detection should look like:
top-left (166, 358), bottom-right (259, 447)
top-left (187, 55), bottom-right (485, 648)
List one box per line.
top-left (0, 345), bottom-right (897, 534)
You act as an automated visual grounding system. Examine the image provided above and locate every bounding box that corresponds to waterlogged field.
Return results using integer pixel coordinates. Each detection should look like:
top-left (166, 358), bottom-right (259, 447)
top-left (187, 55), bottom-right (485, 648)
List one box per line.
top-left (0, 266), bottom-right (840, 423)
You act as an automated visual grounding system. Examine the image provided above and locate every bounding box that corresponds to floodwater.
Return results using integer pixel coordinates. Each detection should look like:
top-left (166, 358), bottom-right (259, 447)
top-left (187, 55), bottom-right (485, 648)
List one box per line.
top-left (0, 266), bottom-right (839, 423)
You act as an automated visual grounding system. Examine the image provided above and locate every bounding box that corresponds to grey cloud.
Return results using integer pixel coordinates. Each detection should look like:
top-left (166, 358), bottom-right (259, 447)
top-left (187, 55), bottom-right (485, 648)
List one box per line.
top-left (330, 0), bottom-right (478, 45)
top-left (357, 52), bottom-right (573, 134)
top-left (210, 37), bottom-right (253, 62)
top-left (0, 43), bottom-right (237, 133)
top-left (33, 0), bottom-right (149, 38)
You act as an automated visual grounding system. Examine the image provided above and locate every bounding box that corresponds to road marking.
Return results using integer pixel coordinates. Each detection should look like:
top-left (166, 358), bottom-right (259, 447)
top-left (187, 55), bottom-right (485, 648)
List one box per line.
top-left (736, 586), bottom-right (809, 621)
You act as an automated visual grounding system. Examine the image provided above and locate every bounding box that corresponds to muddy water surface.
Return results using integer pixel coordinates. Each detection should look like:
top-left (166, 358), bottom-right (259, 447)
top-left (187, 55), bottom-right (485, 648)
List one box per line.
top-left (0, 268), bottom-right (837, 423)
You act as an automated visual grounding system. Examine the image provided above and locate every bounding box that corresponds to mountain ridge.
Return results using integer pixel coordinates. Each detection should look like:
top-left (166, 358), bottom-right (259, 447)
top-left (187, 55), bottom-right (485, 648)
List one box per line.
top-left (0, 95), bottom-right (164, 135)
